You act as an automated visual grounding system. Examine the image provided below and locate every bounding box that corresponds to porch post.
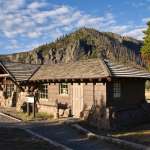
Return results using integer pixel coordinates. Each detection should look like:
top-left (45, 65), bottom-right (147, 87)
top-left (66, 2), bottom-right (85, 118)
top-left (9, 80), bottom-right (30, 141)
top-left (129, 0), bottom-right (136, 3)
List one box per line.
top-left (33, 101), bottom-right (36, 118)
top-left (93, 82), bottom-right (96, 106)
top-left (27, 102), bottom-right (30, 116)
top-left (4, 77), bottom-right (7, 106)
top-left (4, 77), bottom-right (6, 89)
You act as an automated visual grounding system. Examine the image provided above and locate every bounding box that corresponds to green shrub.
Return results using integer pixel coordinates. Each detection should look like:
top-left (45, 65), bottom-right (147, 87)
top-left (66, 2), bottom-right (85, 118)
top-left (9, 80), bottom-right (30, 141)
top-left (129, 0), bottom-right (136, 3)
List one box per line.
top-left (146, 80), bottom-right (150, 90)
top-left (36, 112), bottom-right (54, 120)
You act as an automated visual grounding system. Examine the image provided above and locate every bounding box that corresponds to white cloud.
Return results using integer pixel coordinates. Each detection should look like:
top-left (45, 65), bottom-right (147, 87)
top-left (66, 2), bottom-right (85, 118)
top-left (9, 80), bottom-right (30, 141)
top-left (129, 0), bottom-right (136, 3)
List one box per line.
top-left (10, 40), bottom-right (19, 49)
top-left (1, 0), bottom-right (25, 11)
top-left (27, 1), bottom-right (47, 10)
top-left (123, 27), bottom-right (146, 40)
top-left (31, 5), bottom-right (70, 24)
top-left (0, 0), bottom-right (147, 53)
top-left (126, 0), bottom-right (150, 9)
top-left (27, 31), bottom-right (42, 38)
top-left (108, 25), bottom-right (131, 34)
top-left (142, 17), bottom-right (150, 23)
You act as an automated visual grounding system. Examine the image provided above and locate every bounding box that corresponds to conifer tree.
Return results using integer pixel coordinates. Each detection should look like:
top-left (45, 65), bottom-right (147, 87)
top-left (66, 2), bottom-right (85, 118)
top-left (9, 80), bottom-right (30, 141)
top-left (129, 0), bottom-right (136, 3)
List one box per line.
top-left (141, 21), bottom-right (150, 59)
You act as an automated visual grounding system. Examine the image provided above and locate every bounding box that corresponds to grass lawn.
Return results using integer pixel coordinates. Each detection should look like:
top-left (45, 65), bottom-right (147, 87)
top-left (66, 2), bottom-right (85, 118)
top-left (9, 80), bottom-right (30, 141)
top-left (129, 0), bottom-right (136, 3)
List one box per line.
top-left (79, 120), bottom-right (150, 146)
top-left (111, 124), bottom-right (150, 146)
top-left (3, 109), bottom-right (54, 122)
top-left (14, 111), bottom-right (54, 121)
top-left (0, 127), bottom-right (62, 150)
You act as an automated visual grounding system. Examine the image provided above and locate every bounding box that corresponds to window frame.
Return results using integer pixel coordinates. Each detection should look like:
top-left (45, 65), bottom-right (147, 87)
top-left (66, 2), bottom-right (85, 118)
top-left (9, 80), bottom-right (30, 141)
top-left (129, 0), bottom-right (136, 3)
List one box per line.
top-left (59, 83), bottom-right (69, 96)
top-left (113, 80), bottom-right (121, 98)
top-left (6, 84), bottom-right (14, 98)
top-left (38, 84), bottom-right (48, 100)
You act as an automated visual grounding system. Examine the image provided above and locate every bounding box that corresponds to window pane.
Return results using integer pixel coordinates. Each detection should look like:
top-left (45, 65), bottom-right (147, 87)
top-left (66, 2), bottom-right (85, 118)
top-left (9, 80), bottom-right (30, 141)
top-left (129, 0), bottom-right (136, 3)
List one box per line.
top-left (59, 83), bottom-right (68, 95)
top-left (6, 84), bottom-right (14, 97)
top-left (38, 84), bottom-right (48, 99)
top-left (113, 81), bottom-right (121, 98)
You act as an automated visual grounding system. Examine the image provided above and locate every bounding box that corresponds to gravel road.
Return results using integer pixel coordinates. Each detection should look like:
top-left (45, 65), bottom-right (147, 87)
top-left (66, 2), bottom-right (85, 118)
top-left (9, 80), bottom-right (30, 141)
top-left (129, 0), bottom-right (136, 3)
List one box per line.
top-left (31, 123), bottom-right (123, 150)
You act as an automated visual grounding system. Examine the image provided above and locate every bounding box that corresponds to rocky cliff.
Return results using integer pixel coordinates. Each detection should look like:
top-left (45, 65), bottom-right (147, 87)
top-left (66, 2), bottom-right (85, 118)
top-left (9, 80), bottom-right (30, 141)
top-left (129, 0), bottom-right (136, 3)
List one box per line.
top-left (0, 28), bottom-right (143, 65)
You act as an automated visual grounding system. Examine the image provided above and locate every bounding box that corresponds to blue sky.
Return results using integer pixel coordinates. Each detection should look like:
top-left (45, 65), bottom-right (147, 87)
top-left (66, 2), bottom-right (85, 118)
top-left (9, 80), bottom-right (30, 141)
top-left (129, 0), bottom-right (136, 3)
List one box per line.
top-left (0, 0), bottom-right (150, 54)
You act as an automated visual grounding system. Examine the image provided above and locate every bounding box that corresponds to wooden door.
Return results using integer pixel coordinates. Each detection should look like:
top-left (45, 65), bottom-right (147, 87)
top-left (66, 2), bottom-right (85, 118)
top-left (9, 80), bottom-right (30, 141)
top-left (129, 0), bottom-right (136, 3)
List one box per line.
top-left (72, 83), bottom-right (83, 118)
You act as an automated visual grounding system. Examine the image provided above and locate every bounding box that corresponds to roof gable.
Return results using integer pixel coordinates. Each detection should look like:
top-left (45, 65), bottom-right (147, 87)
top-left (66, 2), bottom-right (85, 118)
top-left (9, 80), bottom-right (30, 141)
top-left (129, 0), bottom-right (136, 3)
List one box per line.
top-left (0, 62), bottom-right (9, 74)
top-left (1, 62), bottom-right (40, 82)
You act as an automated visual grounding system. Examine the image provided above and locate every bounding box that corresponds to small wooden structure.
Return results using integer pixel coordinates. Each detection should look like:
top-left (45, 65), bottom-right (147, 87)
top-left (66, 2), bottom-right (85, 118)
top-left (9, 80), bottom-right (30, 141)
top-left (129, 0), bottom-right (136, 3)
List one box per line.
top-left (1, 58), bottom-right (150, 129)
top-left (28, 59), bottom-right (150, 129)
top-left (0, 61), bottom-right (40, 108)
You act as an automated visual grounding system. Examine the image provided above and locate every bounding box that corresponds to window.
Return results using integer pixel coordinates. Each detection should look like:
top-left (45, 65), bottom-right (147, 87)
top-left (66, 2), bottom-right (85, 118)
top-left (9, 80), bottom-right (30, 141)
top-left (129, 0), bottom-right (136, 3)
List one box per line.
top-left (38, 84), bottom-right (48, 99)
top-left (113, 81), bottom-right (121, 98)
top-left (59, 83), bottom-right (68, 95)
top-left (6, 84), bottom-right (14, 97)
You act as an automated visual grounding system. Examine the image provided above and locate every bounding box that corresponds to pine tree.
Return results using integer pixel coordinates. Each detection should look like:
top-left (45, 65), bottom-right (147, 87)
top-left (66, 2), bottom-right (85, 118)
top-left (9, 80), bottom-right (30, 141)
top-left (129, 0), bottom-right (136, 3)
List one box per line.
top-left (141, 21), bottom-right (150, 59)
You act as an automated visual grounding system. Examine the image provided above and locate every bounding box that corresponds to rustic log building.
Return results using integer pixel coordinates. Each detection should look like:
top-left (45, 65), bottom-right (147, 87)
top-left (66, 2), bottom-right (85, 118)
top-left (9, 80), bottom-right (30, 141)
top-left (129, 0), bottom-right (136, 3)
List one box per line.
top-left (0, 62), bottom-right (40, 107)
top-left (0, 58), bottom-right (150, 129)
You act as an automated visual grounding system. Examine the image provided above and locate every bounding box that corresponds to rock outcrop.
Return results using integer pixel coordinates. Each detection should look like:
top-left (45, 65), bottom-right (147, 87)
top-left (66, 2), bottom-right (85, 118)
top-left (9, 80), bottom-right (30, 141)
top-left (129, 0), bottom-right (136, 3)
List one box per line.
top-left (0, 28), bottom-right (143, 65)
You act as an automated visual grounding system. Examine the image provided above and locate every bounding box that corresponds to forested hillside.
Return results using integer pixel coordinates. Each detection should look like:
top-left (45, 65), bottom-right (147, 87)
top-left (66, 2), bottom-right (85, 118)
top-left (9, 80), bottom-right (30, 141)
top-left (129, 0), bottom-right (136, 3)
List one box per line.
top-left (0, 28), bottom-right (144, 65)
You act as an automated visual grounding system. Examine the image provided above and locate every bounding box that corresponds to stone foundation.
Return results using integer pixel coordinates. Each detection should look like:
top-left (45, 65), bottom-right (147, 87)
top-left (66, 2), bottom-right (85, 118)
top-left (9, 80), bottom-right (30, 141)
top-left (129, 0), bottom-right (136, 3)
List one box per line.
top-left (37, 104), bottom-right (57, 119)
top-left (16, 91), bottom-right (28, 111)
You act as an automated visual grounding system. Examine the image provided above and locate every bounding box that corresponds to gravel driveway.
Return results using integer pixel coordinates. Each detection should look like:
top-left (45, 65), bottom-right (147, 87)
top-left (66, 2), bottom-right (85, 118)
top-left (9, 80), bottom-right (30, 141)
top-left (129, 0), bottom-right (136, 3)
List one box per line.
top-left (0, 112), bottom-right (124, 150)
top-left (30, 123), bottom-right (123, 150)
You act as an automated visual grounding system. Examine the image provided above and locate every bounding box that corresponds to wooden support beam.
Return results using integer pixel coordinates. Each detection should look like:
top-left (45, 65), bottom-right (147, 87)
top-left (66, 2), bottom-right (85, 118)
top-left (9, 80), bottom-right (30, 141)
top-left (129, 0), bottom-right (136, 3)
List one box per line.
top-left (93, 82), bottom-right (96, 85)
top-left (89, 78), bottom-right (93, 82)
top-left (31, 80), bottom-right (36, 83)
top-left (56, 79), bottom-right (61, 83)
top-left (80, 79), bottom-right (84, 82)
top-left (40, 80), bottom-right (44, 83)
top-left (4, 77), bottom-right (6, 89)
top-left (71, 79), bottom-right (75, 82)
top-left (93, 82), bottom-right (96, 106)
top-left (67, 79), bottom-right (72, 83)
top-left (0, 74), bottom-right (9, 77)
top-left (107, 77), bottom-right (111, 82)
top-left (44, 79), bottom-right (48, 83)
top-left (36, 80), bottom-right (41, 83)
top-left (98, 78), bottom-right (102, 82)
top-left (52, 79), bottom-right (55, 83)
top-left (102, 82), bottom-right (106, 85)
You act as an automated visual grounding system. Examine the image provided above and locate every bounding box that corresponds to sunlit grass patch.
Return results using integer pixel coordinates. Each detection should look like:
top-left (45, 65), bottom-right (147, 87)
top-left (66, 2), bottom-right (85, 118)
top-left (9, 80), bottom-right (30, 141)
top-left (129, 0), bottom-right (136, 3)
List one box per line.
top-left (111, 130), bottom-right (150, 146)
top-left (16, 111), bottom-right (54, 121)
top-left (112, 130), bottom-right (150, 137)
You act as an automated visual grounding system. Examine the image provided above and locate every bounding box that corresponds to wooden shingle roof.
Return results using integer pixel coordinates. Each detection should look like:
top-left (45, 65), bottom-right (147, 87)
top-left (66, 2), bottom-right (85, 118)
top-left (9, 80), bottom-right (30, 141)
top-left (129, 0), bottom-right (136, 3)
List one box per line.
top-left (2, 58), bottom-right (150, 83)
top-left (30, 59), bottom-right (108, 81)
top-left (1, 62), bottom-right (40, 82)
top-left (104, 60), bottom-right (150, 79)
top-left (30, 58), bottom-right (150, 81)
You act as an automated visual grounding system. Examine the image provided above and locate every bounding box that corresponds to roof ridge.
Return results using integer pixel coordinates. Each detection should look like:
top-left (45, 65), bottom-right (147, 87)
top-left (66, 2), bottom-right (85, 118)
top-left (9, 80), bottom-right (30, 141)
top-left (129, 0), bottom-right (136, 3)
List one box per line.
top-left (27, 65), bottom-right (41, 82)
top-left (41, 58), bottom-right (100, 66)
